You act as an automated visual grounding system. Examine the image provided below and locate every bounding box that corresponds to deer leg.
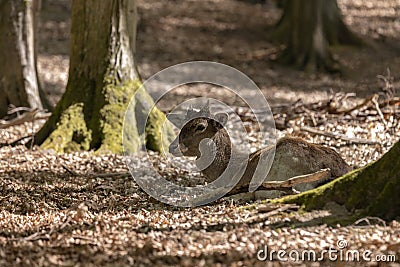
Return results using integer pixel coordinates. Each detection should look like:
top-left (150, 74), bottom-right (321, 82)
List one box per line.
top-left (260, 168), bottom-right (331, 191)
top-left (221, 192), bottom-right (257, 203)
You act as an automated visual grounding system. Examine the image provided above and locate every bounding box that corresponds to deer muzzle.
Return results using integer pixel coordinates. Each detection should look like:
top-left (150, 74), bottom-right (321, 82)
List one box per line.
top-left (169, 140), bottom-right (188, 156)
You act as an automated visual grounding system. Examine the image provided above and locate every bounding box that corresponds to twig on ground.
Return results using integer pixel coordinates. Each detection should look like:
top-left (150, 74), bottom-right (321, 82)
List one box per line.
top-left (49, 217), bottom-right (73, 235)
top-left (23, 232), bottom-right (49, 242)
top-left (61, 164), bottom-right (80, 176)
top-left (300, 126), bottom-right (379, 145)
top-left (371, 96), bottom-right (389, 129)
top-left (0, 135), bottom-right (33, 148)
top-left (7, 231), bottom-right (48, 242)
top-left (331, 94), bottom-right (376, 114)
top-left (0, 108), bottom-right (50, 129)
top-left (90, 172), bottom-right (131, 178)
top-left (352, 216), bottom-right (387, 227)
top-left (7, 106), bottom-right (33, 115)
top-left (379, 97), bottom-right (400, 107)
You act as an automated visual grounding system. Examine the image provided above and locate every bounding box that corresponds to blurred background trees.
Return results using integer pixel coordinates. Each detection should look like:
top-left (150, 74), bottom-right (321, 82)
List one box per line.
top-left (0, 0), bottom-right (398, 153)
top-left (1, 0), bottom-right (396, 118)
top-left (0, 0), bottom-right (50, 118)
top-left (274, 0), bottom-right (361, 72)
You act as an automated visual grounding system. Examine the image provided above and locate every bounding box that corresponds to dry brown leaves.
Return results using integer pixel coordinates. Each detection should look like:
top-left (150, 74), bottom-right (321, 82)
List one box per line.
top-left (1, 93), bottom-right (399, 266)
top-left (2, 0), bottom-right (400, 265)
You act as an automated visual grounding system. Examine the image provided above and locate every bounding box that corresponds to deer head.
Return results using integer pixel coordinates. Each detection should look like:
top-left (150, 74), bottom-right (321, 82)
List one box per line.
top-left (168, 103), bottom-right (229, 158)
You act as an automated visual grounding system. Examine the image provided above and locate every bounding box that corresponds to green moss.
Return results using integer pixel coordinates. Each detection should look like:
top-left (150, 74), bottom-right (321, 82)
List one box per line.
top-left (133, 84), bottom-right (175, 153)
top-left (122, 101), bottom-right (140, 154)
top-left (145, 107), bottom-right (174, 152)
top-left (275, 167), bottom-right (364, 209)
top-left (96, 79), bottom-right (141, 153)
top-left (37, 70), bottom-right (173, 154)
top-left (41, 103), bottom-right (92, 153)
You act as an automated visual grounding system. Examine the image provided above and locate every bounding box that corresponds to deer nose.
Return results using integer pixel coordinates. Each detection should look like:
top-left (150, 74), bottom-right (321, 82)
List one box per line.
top-left (169, 143), bottom-right (178, 154)
top-left (169, 142), bottom-right (188, 156)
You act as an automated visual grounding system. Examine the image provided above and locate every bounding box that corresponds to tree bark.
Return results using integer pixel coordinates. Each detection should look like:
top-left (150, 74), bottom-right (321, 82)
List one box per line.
top-left (274, 0), bottom-right (361, 72)
top-left (0, 0), bottom-right (50, 118)
top-left (34, 0), bottom-right (172, 153)
top-left (279, 140), bottom-right (400, 221)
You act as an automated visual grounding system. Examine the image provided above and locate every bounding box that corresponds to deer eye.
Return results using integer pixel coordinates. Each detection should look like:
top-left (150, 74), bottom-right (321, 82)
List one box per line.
top-left (195, 124), bottom-right (206, 132)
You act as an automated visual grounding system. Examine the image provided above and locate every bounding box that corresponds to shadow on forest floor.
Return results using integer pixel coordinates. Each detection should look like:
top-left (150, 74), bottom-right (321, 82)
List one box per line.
top-left (2, 1), bottom-right (400, 264)
top-left (1, 147), bottom-right (399, 266)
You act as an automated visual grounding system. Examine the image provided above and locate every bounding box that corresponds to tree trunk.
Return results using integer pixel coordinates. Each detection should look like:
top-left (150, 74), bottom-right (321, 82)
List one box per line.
top-left (34, 0), bottom-right (172, 153)
top-left (274, 0), bottom-right (361, 72)
top-left (279, 140), bottom-right (400, 221)
top-left (0, 0), bottom-right (50, 118)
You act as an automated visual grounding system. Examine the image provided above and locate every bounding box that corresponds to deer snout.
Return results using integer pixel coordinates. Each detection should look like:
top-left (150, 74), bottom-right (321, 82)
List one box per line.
top-left (169, 142), bottom-right (179, 155)
top-left (169, 139), bottom-right (188, 156)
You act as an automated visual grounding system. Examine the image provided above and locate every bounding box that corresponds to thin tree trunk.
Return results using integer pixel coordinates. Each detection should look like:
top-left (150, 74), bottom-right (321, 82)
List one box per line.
top-left (34, 0), bottom-right (172, 153)
top-left (0, 0), bottom-right (49, 118)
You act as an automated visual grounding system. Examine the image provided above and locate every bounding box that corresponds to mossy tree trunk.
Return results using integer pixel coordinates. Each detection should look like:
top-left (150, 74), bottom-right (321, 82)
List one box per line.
top-left (280, 140), bottom-right (400, 221)
top-left (34, 0), bottom-right (171, 153)
top-left (275, 0), bottom-right (361, 72)
top-left (0, 0), bottom-right (50, 118)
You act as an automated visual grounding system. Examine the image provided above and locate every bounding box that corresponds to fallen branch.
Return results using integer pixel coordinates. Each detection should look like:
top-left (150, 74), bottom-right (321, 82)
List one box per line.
top-left (331, 94), bottom-right (376, 114)
top-left (61, 164), bottom-right (80, 176)
top-left (223, 169), bottom-right (333, 202)
top-left (0, 135), bottom-right (33, 148)
top-left (7, 106), bottom-right (33, 115)
top-left (261, 168), bottom-right (331, 190)
top-left (300, 126), bottom-right (379, 145)
top-left (352, 216), bottom-right (387, 227)
top-left (371, 96), bottom-right (389, 128)
top-left (90, 172), bottom-right (131, 178)
top-left (0, 108), bottom-right (50, 129)
top-left (379, 97), bottom-right (400, 107)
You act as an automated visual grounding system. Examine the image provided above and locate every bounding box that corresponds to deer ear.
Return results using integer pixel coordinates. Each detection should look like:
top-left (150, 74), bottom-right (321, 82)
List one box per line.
top-left (166, 113), bottom-right (185, 127)
top-left (195, 121), bottom-right (208, 133)
top-left (215, 113), bottom-right (228, 126)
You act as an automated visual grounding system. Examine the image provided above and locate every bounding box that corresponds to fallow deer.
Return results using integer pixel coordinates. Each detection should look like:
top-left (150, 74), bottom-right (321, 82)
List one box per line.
top-left (168, 104), bottom-right (351, 196)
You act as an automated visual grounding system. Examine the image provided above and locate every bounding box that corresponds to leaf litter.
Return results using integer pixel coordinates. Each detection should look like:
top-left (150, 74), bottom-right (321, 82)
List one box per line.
top-left (0, 90), bottom-right (399, 266)
top-left (2, 0), bottom-right (400, 265)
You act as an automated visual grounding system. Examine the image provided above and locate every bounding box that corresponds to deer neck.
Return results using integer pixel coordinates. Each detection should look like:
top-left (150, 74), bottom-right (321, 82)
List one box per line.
top-left (196, 129), bottom-right (232, 182)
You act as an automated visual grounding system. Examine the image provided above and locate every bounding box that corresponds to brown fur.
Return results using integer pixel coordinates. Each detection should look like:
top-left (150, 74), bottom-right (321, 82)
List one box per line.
top-left (169, 115), bottom-right (351, 193)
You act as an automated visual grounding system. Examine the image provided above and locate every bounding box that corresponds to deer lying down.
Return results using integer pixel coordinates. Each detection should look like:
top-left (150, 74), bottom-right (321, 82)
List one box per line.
top-left (168, 107), bottom-right (351, 197)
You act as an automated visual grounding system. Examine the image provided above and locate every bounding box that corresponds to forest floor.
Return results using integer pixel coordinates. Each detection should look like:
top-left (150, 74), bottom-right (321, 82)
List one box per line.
top-left (1, 0), bottom-right (400, 266)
